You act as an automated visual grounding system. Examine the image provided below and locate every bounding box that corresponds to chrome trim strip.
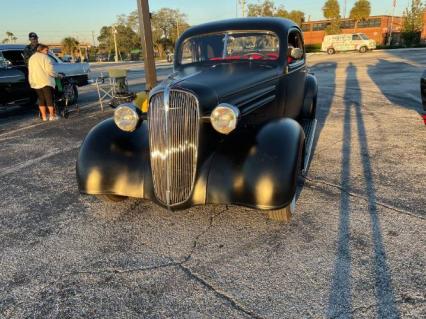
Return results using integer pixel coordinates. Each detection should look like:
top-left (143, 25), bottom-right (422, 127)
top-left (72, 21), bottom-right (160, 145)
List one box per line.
top-left (0, 75), bottom-right (22, 79)
top-left (240, 95), bottom-right (276, 116)
top-left (163, 83), bottom-right (171, 207)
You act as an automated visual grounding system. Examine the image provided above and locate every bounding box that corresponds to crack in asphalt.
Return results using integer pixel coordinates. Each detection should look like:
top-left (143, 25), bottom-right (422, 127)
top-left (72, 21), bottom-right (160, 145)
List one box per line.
top-left (182, 205), bottom-right (229, 263)
top-left (303, 176), bottom-right (425, 220)
top-left (177, 263), bottom-right (265, 319)
top-left (3, 206), bottom-right (261, 319)
top-left (173, 206), bottom-right (266, 319)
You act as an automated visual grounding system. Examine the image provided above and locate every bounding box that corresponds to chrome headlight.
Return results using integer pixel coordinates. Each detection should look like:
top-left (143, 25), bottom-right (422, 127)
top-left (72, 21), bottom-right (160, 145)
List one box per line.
top-left (210, 103), bottom-right (239, 135)
top-left (114, 104), bottom-right (139, 132)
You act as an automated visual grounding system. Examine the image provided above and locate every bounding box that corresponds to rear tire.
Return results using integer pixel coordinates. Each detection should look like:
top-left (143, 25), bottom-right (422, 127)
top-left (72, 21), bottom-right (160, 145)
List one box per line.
top-left (327, 48), bottom-right (335, 55)
top-left (302, 96), bottom-right (316, 119)
top-left (359, 46), bottom-right (367, 53)
top-left (96, 194), bottom-right (128, 202)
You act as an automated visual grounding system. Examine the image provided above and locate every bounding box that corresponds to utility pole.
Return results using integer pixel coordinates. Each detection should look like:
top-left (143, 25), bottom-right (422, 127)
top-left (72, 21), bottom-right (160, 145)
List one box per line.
top-left (387, 0), bottom-right (397, 46)
top-left (137, 0), bottom-right (157, 91)
top-left (343, 0), bottom-right (347, 19)
top-left (112, 25), bottom-right (119, 63)
top-left (239, 0), bottom-right (246, 17)
top-left (91, 31), bottom-right (96, 47)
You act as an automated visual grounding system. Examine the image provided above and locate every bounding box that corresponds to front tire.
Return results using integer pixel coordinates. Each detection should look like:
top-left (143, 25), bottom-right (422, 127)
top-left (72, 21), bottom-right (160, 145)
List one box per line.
top-left (96, 194), bottom-right (128, 202)
top-left (266, 197), bottom-right (296, 222)
top-left (359, 46), bottom-right (367, 53)
top-left (327, 48), bottom-right (335, 55)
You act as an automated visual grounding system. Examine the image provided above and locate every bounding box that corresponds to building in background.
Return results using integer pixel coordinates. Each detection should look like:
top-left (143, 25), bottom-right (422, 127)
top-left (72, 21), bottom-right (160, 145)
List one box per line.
top-left (423, 10), bottom-right (426, 42)
top-left (301, 15), bottom-right (404, 46)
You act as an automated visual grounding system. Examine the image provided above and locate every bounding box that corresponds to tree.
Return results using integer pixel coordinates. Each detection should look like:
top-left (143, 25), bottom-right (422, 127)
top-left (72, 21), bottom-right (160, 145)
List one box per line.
top-left (322, 0), bottom-right (341, 34)
top-left (401, 0), bottom-right (425, 46)
top-left (97, 24), bottom-right (141, 59)
top-left (247, 0), bottom-right (275, 17)
top-left (247, 1), bottom-right (305, 26)
top-left (113, 8), bottom-right (189, 59)
top-left (151, 8), bottom-right (189, 58)
top-left (117, 10), bottom-right (140, 33)
top-left (350, 0), bottom-right (371, 32)
top-left (2, 31), bottom-right (17, 44)
top-left (61, 37), bottom-right (80, 60)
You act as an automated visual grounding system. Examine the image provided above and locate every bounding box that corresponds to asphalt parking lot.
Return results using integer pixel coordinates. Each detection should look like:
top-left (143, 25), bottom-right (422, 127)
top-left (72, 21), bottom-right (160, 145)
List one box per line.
top-left (0, 49), bottom-right (425, 318)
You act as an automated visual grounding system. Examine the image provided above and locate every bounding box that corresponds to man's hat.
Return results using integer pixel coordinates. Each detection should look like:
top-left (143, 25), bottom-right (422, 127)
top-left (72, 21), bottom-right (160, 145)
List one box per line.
top-left (28, 32), bottom-right (38, 39)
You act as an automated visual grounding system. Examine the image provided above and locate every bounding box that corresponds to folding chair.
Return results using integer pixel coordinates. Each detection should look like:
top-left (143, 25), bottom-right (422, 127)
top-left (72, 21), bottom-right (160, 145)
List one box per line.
top-left (95, 69), bottom-right (135, 110)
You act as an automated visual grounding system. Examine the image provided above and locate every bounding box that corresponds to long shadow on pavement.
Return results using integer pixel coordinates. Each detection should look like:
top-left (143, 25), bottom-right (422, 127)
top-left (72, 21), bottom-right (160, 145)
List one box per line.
top-left (367, 59), bottom-right (423, 114)
top-left (297, 62), bottom-right (337, 200)
top-left (327, 63), bottom-right (400, 319)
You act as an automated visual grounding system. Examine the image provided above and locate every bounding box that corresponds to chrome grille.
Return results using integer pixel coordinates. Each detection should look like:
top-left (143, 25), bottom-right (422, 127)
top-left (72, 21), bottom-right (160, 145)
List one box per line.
top-left (148, 89), bottom-right (199, 206)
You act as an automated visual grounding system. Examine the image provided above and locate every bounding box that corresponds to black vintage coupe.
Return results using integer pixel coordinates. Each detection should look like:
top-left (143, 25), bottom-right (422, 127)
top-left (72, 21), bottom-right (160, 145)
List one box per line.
top-left (77, 18), bottom-right (318, 221)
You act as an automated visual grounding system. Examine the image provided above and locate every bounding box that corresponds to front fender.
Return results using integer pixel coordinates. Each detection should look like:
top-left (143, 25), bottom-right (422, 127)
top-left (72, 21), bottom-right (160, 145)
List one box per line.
top-left (76, 118), bottom-right (150, 198)
top-left (205, 118), bottom-right (305, 210)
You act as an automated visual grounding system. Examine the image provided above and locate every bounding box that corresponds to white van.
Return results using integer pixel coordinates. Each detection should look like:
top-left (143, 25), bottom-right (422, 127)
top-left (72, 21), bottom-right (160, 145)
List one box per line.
top-left (321, 33), bottom-right (376, 54)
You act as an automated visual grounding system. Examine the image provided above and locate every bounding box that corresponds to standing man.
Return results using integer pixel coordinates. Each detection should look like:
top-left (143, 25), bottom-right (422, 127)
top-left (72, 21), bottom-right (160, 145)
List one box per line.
top-left (23, 32), bottom-right (39, 64)
top-left (28, 44), bottom-right (58, 121)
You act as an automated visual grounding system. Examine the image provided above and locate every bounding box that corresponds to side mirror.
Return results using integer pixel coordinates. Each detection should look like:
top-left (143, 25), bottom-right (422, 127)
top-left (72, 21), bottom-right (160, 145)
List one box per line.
top-left (289, 47), bottom-right (304, 60)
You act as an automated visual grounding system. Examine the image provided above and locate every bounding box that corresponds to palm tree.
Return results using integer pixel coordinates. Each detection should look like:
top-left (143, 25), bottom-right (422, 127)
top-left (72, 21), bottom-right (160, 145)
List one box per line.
top-left (2, 31), bottom-right (16, 44)
top-left (61, 37), bottom-right (80, 60)
top-left (6, 31), bottom-right (14, 42)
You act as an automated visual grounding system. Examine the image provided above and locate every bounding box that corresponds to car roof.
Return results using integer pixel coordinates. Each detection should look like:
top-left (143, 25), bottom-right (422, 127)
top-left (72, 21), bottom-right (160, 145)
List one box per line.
top-left (0, 44), bottom-right (26, 51)
top-left (179, 17), bottom-right (298, 40)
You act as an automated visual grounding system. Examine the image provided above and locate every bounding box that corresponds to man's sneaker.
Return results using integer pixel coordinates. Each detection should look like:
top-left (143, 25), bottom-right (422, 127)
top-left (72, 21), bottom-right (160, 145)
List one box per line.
top-left (49, 115), bottom-right (60, 121)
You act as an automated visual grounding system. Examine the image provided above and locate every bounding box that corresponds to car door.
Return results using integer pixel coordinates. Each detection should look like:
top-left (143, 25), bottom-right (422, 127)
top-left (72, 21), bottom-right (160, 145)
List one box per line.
top-left (0, 53), bottom-right (30, 106)
top-left (283, 28), bottom-right (306, 118)
top-left (351, 34), bottom-right (363, 50)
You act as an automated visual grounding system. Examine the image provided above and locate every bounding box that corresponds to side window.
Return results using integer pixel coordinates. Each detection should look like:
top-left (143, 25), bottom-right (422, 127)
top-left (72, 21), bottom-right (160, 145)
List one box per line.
top-left (287, 30), bottom-right (304, 65)
top-left (47, 54), bottom-right (58, 64)
top-left (2, 50), bottom-right (25, 66)
top-left (352, 34), bottom-right (361, 41)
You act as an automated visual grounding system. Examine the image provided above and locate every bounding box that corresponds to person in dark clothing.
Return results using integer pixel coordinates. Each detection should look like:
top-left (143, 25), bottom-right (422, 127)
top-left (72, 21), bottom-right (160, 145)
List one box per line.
top-left (23, 32), bottom-right (39, 64)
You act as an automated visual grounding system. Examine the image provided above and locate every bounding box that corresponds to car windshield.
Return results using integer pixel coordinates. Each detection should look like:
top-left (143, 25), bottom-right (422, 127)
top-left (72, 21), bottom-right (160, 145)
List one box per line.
top-left (359, 33), bottom-right (369, 40)
top-left (179, 31), bottom-right (280, 65)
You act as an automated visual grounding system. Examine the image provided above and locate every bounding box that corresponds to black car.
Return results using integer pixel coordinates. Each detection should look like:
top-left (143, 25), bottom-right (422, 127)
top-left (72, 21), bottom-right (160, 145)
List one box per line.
top-left (0, 45), bottom-right (90, 108)
top-left (0, 54), bottom-right (36, 107)
top-left (421, 70), bottom-right (426, 124)
top-left (77, 18), bottom-right (318, 222)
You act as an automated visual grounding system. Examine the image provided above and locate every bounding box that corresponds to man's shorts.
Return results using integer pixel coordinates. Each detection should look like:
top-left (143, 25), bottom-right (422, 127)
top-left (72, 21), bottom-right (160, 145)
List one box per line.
top-left (35, 86), bottom-right (54, 106)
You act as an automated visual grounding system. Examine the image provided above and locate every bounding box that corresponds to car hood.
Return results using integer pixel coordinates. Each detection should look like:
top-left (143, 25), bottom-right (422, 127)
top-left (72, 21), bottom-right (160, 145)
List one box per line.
top-left (151, 62), bottom-right (281, 113)
top-left (54, 62), bottom-right (90, 76)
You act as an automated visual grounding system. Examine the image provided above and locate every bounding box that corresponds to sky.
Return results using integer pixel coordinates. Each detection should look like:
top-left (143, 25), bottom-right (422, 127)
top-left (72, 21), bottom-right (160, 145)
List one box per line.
top-left (0, 0), bottom-right (410, 44)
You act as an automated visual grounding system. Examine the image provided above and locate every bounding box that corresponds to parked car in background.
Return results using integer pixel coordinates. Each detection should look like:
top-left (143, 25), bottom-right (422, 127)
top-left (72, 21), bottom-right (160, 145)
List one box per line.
top-left (421, 70), bottom-right (426, 124)
top-left (0, 45), bottom-right (90, 86)
top-left (321, 33), bottom-right (376, 54)
top-left (77, 18), bottom-right (318, 222)
top-left (61, 54), bottom-right (73, 63)
top-left (0, 45), bottom-right (90, 108)
top-left (0, 55), bottom-right (36, 108)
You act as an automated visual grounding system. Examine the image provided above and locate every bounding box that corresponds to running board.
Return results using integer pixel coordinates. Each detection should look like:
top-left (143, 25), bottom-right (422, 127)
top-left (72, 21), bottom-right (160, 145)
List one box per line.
top-left (301, 118), bottom-right (317, 175)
